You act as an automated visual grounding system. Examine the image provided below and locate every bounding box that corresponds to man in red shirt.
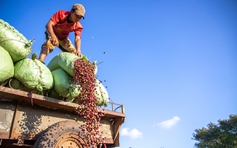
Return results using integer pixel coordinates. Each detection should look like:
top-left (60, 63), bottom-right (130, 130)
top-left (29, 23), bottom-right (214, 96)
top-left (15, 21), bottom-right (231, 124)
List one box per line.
top-left (39, 4), bottom-right (85, 63)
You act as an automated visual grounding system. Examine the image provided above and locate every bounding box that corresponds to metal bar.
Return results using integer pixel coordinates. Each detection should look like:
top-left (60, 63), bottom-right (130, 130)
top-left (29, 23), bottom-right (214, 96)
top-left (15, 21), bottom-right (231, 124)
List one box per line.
top-left (9, 101), bottom-right (20, 139)
top-left (113, 118), bottom-right (125, 146)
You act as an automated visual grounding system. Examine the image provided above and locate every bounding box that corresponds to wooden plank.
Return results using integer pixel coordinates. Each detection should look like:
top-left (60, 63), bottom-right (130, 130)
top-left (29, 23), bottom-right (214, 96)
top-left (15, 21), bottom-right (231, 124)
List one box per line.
top-left (0, 86), bottom-right (125, 118)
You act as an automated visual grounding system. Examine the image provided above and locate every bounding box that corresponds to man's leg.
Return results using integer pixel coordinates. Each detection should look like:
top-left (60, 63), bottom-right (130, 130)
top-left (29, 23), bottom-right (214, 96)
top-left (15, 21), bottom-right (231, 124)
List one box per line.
top-left (39, 39), bottom-right (55, 63)
top-left (39, 46), bottom-right (50, 63)
top-left (39, 32), bottom-right (55, 63)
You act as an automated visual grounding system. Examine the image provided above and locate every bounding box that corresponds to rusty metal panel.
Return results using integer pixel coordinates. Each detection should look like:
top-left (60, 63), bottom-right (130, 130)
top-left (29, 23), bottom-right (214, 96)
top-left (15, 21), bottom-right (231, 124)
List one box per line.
top-left (0, 101), bottom-right (16, 139)
top-left (10, 102), bottom-right (114, 142)
top-left (0, 86), bottom-right (125, 146)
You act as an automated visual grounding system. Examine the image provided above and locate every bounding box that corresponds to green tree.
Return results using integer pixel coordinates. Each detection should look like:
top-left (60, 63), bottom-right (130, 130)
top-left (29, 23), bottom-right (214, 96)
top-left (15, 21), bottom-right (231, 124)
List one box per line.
top-left (192, 114), bottom-right (237, 148)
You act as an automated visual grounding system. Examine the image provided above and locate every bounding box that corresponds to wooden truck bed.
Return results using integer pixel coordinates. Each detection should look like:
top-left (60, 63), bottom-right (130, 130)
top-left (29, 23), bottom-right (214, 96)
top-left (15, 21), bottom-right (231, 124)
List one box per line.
top-left (0, 86), bottom-right (125, 148)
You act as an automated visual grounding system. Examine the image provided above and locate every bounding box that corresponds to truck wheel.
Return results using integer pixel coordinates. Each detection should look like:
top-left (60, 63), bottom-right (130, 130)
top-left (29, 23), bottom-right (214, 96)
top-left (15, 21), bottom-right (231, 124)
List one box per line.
top-left (33, 120), bottom-right (87, 148)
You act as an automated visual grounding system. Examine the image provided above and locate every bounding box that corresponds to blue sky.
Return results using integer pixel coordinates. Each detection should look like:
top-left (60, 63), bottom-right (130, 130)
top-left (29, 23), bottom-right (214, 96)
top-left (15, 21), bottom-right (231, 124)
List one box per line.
top-left (1, 0), bottom-right (237, 147)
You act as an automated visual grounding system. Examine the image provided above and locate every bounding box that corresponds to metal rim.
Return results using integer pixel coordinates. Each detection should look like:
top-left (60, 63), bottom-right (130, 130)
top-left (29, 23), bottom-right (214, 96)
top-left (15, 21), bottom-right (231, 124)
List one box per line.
top-left (54, 132), bottom-right (85, 148)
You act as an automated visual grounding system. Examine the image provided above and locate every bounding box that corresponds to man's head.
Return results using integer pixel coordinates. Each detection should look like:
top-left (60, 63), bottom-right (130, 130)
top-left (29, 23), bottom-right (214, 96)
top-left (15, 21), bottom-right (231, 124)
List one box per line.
top-left (71, 4), bottom-right (86, 19)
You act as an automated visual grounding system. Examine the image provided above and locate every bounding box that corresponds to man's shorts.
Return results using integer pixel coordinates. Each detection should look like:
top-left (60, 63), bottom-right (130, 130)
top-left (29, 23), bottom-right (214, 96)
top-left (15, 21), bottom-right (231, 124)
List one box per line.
top-left (41, 32), bottom-right (76, 54)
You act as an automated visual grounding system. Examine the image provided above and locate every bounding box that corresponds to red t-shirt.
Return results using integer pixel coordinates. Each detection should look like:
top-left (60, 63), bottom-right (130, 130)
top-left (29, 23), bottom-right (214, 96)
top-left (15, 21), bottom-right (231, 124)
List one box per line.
top-left (50, 10), bottom-right (83, 40)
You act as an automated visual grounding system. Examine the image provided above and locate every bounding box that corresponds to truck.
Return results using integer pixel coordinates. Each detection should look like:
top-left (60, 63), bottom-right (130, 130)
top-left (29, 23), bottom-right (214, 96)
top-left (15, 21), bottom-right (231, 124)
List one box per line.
top-left (0, 85), bottom-right (125, 148)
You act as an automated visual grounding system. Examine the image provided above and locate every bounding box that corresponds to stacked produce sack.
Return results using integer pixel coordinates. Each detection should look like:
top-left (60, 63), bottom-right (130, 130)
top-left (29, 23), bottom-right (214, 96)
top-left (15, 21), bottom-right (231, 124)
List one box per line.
top-left (0, 19), bottom-right (32, 62)
top-left (0, 46), bottom-right (14, 85)
top-left (0, 19), bottom-right (53, 94)
top-left (12, 57), bottom-right (53, 94)
top-left (47, 52), bottom-right (109, 106)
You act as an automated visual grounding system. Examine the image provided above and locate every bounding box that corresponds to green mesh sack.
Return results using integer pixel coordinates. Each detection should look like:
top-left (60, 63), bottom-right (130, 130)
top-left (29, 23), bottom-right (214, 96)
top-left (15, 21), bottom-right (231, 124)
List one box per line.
top-left (9, 78), bottom-right (21, 89)
top-left (47, 55), bottom-right (60, 72)
top-left (48, 88), bottom-right (63, 100)
top-left (0, 46), bottom-right (14, 85)
top-left (48, 52), bottom-right (98, 76)
top-left (51, 68), bottom-right (81, 101)
top-left (9, 78), bottom-right (42, 94)
top-left (94, 79), bottom-right (109, 106)
top-left (48, 52), bottom-right (79, 76)
top-left (14, 58), bottom-right (53, 91)
top-left (0, 19), bottom-right (33, 63)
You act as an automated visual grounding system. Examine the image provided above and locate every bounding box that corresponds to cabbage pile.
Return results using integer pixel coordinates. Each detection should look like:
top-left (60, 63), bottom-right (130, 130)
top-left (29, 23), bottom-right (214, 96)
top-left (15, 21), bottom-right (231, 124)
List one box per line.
top-left (48, 52), bottom-right (109, 106)
top-left (0, 19), bottom-right (53, 93)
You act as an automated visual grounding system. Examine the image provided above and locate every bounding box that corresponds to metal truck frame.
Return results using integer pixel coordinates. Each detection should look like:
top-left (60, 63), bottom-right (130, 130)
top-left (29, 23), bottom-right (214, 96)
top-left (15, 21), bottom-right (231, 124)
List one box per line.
top-left (0, 86), bottom-right (125, 148)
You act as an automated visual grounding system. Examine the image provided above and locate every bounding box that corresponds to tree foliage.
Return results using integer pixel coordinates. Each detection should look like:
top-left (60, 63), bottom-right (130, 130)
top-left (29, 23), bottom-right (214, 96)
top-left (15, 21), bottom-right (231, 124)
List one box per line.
top-left (193, 114), bottom-right (237, 148)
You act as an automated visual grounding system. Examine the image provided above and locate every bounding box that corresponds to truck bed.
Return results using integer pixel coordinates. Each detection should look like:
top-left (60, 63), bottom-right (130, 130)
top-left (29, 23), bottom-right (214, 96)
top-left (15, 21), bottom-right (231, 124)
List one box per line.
top-left (0, 86), bottom-right (125, 147)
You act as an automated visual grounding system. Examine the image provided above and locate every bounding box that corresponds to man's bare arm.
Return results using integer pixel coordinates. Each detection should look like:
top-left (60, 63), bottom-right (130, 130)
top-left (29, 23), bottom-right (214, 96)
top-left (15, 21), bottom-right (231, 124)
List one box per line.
top-left (46, 20), bottom-right (58, 45)
top-left (75, 36), bottom-right (82, 57)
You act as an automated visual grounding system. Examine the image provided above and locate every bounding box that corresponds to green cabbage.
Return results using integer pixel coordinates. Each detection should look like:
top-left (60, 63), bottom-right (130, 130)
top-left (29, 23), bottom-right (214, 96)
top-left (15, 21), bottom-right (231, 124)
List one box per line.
top-left (0, 19), bottom-right (33, 62)
top-left (95, 79), bottom-right (109, 106)
top-left (14, 58), bottom-right (53, 91)
top-left (0, 46), bottom-right (14, 85)
top-left (51, 68), bottom-right (81, 101)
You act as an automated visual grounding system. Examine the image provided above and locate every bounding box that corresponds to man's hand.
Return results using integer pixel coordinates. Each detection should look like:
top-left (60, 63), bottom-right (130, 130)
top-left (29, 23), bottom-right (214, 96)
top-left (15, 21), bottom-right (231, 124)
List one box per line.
top-left (49, 35), bottom-right (59, 46)
top-left (76, 50), bottom-right (82, 57)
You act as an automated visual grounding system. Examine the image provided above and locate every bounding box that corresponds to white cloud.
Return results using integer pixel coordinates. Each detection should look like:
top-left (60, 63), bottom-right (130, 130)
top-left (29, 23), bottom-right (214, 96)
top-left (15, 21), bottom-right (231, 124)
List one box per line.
top-left (157, 116), bottom-right (180, 129)
top-left (121, 128), bottom-right (142, 139)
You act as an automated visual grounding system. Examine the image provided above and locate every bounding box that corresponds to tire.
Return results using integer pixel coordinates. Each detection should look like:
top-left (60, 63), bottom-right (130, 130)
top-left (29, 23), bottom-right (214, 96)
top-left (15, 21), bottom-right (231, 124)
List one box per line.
top-left (33, 120), bottom-right (87, 148)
